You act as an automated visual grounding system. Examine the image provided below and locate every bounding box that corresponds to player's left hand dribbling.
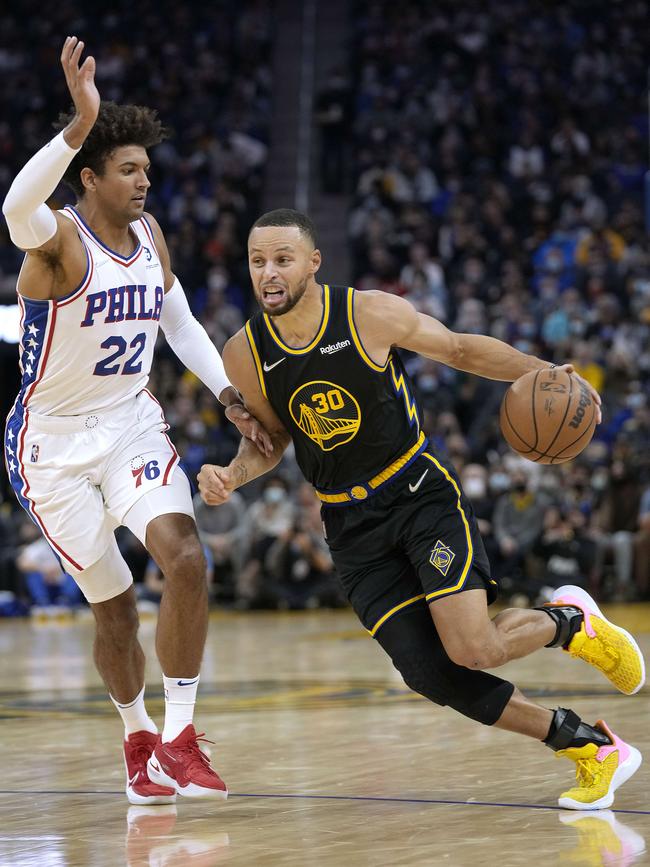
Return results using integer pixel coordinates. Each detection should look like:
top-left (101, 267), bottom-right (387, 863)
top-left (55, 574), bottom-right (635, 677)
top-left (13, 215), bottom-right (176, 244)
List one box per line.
top-left (198, 464), bottom-right (236, 505)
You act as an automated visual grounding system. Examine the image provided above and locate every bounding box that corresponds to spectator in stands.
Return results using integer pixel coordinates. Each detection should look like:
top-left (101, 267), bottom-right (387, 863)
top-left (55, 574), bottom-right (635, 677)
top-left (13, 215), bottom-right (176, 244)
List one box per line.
top-left (592, 458), bottom-right (642, 599)
top-left (16, 519), bottom-right (82, 612)
top-left (492, 470), bottom-right (549, 594)
top-left (193, 490), bottom-right (249, 603)
top-left (0, 1), bottom-right (648, 607)
top-left (460, 464), bottom-right (498, 566)
top-left (236, 475), bottom-right (295, 607)
top-left (635, 487), bottom-right (650, 599)
top-left (531, 506), bottom-right (597, 603)
top-left (266, 486), bottom-right (344, 609)
top-left (0, 502), bottom-right (19, 599)
top-left (315, 67), bottom-right (352, 194)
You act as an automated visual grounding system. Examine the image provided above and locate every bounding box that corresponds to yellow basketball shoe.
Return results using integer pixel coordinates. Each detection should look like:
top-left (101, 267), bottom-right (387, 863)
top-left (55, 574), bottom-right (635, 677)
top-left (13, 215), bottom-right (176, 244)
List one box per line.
top-left (556, 721), bottom-right (642, 810)
top-left (547, 585), bottom-right (645, 695)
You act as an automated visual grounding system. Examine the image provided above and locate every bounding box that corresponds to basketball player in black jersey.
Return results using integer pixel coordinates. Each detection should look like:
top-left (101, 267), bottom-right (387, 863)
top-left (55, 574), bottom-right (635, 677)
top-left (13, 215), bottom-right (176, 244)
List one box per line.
top-left (198, 209), bottom-right (644, 809)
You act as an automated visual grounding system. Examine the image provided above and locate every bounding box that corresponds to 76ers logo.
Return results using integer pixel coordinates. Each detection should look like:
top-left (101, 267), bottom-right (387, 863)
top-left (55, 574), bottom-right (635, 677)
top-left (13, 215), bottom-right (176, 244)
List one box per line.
top-left (130, 455), bottom-right (161, 488)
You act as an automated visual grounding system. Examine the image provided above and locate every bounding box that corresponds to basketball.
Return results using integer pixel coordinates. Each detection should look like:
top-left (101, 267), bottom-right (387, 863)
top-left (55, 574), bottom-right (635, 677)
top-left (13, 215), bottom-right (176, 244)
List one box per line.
top-left (500, 368), bottom-right (597, 464)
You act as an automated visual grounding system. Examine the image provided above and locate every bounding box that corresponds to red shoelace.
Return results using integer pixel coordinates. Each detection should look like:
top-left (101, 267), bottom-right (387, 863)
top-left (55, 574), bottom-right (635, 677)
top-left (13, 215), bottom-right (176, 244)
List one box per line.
top-left (127, 742), bottom-right (154, 770)
top-left (177, 733), bottom-right (215, 773)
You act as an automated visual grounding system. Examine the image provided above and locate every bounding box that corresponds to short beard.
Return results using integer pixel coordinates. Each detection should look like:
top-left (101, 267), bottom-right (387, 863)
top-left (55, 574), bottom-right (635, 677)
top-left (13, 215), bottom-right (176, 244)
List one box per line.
top-left (263, 275), bottom-right (309, 317)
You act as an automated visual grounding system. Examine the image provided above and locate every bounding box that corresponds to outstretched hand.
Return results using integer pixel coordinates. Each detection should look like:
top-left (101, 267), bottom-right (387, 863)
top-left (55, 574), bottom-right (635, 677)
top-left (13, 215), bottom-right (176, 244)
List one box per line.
top-left (61, 36), bottom-right (100, 124)
top-left (555, 363), bottom-right (602, 424)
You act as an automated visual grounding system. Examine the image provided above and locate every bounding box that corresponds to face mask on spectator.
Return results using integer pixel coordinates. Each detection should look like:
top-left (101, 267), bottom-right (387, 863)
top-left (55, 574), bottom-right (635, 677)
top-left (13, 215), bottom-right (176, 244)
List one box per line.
top-left (538, 474), bottom-right (560, 492)
top-left (264, 487), bottom-right (285, 505)
top-left (489, 472), bottom-right (511, 493)
top-left (626, 393), bottom-right (645, 410)
top-left (418, 375), bottom-right (437, 391)
top-left (546, 251), bottom-right (564, 273)
top-left (591, 473), bottom-right (608, 491)
top-left (464, 478), bottom-right (486, 498)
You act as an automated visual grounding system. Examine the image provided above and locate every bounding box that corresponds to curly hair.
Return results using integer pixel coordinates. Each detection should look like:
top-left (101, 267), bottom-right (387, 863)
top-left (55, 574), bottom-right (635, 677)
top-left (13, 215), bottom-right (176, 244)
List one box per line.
top-left (53, 101), bottom-right (169, 197)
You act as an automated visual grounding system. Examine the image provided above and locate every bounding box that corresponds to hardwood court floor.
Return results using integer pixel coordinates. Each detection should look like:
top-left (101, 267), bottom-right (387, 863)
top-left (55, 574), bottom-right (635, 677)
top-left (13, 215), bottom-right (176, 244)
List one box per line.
top-left (0, 605), bottom-right (648, 866)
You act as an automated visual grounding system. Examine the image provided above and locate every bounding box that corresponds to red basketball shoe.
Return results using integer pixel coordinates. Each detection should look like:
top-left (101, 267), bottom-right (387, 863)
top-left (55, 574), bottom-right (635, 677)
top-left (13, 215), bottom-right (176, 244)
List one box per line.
top-left (124, 730), bottom-right (177, 805)
top-left (147, 725), bottom-right (228, 799)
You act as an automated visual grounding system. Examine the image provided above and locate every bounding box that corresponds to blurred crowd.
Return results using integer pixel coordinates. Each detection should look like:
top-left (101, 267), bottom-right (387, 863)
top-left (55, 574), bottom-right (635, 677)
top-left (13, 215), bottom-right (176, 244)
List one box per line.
top-left (0, 0), bottom-right (345, 616)
top-left (340, 0), bottom-right (650, 602)
top-left (0, 0), bottom-right (273, 331)
top-left (0, 1), bottom-right (649, 616)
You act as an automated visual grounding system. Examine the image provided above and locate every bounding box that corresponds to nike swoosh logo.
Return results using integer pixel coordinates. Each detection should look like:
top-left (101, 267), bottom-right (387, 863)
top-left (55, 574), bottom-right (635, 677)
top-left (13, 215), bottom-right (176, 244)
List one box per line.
top-left (177, 678), bottom-right (199, 686)
top-left (128, 772), bottom-right (139, 786)
top-left (263, 357), bottom-right (286, 372)
top-left (408, 469), bottom-right (429, 493)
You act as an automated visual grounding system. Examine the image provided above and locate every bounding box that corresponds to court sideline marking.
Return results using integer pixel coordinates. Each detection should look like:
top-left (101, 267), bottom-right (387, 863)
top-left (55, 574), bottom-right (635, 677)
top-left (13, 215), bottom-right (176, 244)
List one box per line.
top-left (0, 789), bottom-right (647, 816)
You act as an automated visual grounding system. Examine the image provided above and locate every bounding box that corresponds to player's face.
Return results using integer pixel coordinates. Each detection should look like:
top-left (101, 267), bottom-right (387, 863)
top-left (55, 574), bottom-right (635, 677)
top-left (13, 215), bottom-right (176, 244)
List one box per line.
top-left (90, 145), bottom-right (151, 221)
top-left (248, 226), bottom-right (321, 315)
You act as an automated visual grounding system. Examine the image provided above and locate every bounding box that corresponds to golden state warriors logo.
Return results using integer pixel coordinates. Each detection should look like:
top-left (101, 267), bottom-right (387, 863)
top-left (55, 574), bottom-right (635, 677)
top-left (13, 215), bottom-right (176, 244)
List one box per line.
top-left (289, 380), bottom-right (361, 451)
top-left (430, 540), bottom-right (455, 577)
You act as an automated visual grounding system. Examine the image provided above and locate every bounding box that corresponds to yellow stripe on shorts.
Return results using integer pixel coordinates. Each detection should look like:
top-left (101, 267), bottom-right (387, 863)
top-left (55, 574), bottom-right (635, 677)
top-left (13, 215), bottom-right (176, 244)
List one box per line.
top-left (421, 452), bottom-right (474, 599)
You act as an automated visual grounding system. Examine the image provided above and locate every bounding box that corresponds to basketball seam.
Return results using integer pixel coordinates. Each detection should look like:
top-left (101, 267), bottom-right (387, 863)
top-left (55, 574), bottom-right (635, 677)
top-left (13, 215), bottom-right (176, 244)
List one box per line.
top-left (550, 402), bottom-right (597, 462)
top-left (536, 369), bottom-right (573, 457)
top-left (530, 401), bottom-right (596, 463)
top-left (530, 369), bottom-right (541, 450)
top-left (502, 391), bottom-right (536, 452)
top-left (502, 371), bottom-right (595, 464)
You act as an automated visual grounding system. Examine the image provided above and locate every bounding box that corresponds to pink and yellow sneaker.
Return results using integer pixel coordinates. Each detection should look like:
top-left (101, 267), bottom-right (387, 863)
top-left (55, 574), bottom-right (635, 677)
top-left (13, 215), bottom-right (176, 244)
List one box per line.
top-left (547, 585), bottom-right (645, 695)
top-left (147, 724), bottom-right (228, 799)
top-left (124, 730), bottom-right (177, 805)
top-left (556, 720), bottom-right (642, 810)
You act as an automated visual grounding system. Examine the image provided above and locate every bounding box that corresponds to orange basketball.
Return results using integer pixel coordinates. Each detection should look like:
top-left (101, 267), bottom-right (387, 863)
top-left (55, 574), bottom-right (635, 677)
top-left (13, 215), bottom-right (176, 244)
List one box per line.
top-left (499, 368), bottom-right (597, 464)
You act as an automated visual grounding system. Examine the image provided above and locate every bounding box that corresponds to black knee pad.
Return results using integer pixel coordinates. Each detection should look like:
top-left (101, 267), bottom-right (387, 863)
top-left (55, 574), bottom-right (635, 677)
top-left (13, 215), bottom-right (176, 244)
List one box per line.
top-left (375, 603), bottom-right (515, 726)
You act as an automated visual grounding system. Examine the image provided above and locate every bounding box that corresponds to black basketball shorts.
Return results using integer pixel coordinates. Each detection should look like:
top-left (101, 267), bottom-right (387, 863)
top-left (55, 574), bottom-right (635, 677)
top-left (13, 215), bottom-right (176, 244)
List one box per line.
top-left (321, 448), bottom-right (497, 635)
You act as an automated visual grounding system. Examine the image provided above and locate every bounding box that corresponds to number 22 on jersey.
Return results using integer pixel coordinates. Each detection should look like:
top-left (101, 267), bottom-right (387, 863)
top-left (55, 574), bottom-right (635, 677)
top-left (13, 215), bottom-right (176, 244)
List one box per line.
top-left (94, 332), bottom-right (147, 376)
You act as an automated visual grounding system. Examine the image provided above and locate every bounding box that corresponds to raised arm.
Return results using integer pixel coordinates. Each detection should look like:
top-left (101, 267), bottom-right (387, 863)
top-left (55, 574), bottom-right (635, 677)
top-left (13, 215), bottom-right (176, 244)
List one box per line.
top-left (2, 37), bottom-right (98, 299)
top-left (354, 290), bottom-right (601, 419)
top-left (198, 329), bottom-right (292, 505)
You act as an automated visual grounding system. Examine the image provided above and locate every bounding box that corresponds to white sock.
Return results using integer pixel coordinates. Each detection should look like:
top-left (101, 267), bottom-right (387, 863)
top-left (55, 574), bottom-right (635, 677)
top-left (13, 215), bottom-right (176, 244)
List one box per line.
top-left (110, 685), bottom-right (158, 737)
top-left (162, 674), bottom-right (199, 742)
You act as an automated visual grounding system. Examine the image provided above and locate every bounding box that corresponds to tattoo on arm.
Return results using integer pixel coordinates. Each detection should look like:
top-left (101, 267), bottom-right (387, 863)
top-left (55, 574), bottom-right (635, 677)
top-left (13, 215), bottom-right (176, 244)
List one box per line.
top-left (233, 462), bottom-right (248, 487)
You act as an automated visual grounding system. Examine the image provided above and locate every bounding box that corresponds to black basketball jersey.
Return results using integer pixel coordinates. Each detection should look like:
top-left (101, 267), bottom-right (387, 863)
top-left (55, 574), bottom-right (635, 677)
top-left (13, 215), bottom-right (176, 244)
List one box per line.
top-left (245, 284), bottom-right (426, 493)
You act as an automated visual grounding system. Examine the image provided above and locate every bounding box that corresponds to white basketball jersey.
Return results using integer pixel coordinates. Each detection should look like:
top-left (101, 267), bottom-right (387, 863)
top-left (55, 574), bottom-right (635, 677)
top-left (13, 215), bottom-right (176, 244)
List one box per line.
top-left (15, 207), bottom-right (164, 415)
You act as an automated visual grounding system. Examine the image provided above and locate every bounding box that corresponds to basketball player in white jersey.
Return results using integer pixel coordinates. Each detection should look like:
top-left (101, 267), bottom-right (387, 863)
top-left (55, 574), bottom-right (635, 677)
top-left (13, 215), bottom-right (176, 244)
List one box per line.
top-left (1, 37), bottom-right (270, 805)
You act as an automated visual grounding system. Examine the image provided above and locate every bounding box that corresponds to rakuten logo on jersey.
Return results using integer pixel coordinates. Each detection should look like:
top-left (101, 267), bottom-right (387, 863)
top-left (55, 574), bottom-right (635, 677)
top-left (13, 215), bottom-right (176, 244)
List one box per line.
top-left (319, 340), bottom-right (351, 355)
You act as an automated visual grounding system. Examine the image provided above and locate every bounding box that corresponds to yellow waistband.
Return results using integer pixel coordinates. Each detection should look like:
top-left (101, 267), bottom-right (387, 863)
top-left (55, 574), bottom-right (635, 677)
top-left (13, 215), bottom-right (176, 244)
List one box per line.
top-left (316, 431), bottom-right (426, 504)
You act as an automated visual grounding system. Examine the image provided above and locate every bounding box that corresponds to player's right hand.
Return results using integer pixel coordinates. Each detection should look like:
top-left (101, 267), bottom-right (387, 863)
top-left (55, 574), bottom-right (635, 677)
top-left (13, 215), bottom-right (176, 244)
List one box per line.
top-left (554, 363), bottom-right (602, 424)
top-left (198, 464), bottom-right (237, 506)
top-left (61, 36), bottom-right (100, 124)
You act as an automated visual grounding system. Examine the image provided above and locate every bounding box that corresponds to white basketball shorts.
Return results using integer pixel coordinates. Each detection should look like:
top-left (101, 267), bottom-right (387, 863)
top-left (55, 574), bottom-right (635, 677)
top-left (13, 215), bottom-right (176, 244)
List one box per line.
top-left (4, 389), bottom-right (193, 573)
